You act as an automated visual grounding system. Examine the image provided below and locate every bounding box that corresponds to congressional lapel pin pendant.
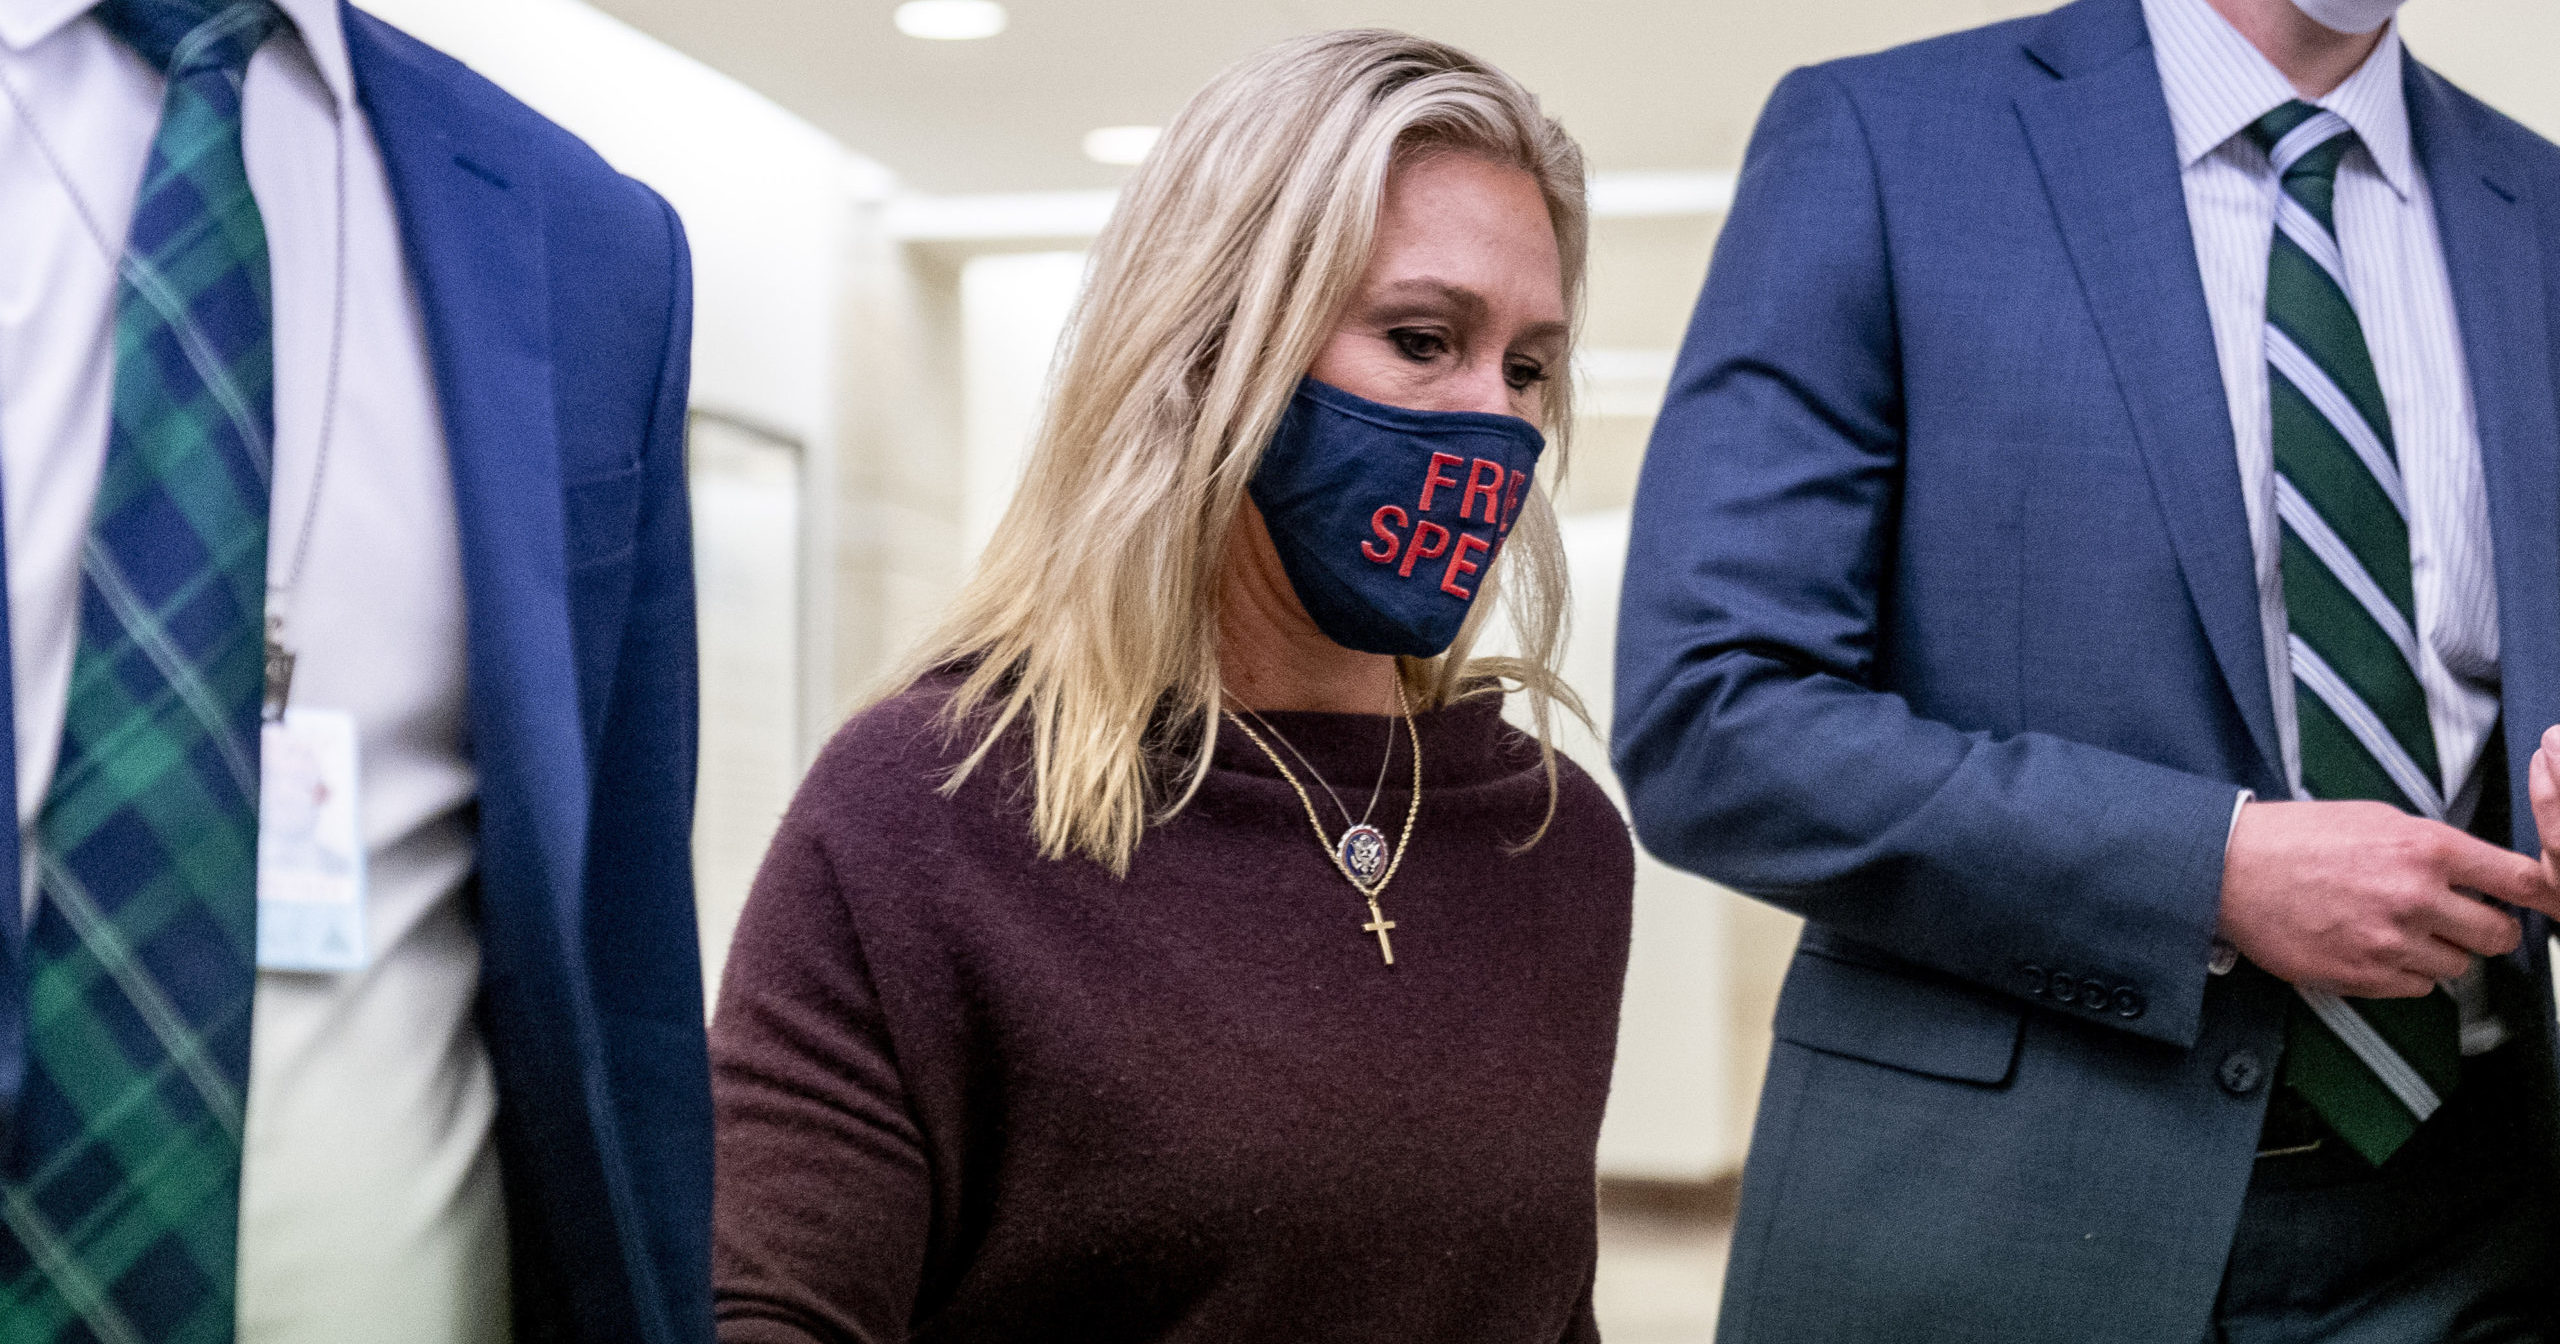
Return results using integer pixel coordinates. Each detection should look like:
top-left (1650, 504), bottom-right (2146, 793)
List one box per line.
top-left (1337, 824), bottom-right (1390, 887)
top-left (256, 633), bottom-right (369, 973)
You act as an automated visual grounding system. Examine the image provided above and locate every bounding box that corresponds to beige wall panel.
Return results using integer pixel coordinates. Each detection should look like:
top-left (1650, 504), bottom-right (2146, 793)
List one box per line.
top-left (831, 231), bottom-right (969, 716)
top-left (1559, 415), bottom-right (1656, 518)
top-left (2402, 1), bottom-right (2560, 140)
top-left (1586, 214), bottom-right (1721, 351)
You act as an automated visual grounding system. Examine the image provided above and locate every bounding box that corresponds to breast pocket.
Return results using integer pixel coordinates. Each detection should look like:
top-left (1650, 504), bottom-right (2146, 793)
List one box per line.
top-left (562, 462), bottom-right (643, 571)
top-left (1773, 943), bottom-right (2026, 1086)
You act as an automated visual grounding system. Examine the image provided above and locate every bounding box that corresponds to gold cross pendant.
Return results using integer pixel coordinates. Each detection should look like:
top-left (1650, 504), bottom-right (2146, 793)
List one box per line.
top-left (1362, 898), bottom-right (1397, 966)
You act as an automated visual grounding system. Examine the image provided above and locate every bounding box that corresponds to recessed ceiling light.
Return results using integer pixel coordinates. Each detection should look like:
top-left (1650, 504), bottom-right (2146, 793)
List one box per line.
top-left (894, 0), bottom-right (1007, 40)
top-left (1082, 125), bottom-right (1162, 167)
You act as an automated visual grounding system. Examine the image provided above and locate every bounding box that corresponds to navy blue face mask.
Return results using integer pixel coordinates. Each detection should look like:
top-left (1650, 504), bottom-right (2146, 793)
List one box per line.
top-left (1247, 376), bottom-right (1547, 658)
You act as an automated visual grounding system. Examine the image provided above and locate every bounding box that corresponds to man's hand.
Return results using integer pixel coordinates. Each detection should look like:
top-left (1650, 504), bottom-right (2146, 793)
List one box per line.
top-left (2532, 725), bottom-right (2560, 889)
top-left (2219, 797), bottom-right (2554, 998)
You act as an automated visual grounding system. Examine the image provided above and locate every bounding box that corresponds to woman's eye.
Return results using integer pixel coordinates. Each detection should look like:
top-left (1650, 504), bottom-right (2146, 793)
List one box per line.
top-left (1505, 360), bottom-right (1549, 391)
top-left (1388, 328), bottom-right (1448, 362)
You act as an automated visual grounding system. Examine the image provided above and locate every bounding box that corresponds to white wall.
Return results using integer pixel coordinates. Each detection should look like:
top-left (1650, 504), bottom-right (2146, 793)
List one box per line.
top-left (959, 251), bottom-right (1086, 559)
top-left (2402, 0), bottom-right (2560, 141)
top-left (356, 0), bottom-right (890, 447)
top-left (686, 422), bottom-right (804, 1006)
top-left (1556, 510), bottom-right (1739, 1179)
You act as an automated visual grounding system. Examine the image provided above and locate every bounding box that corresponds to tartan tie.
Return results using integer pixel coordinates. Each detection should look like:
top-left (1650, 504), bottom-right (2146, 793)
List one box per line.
top-left (0, 1), bottom-right (280, 1338)
top-left (2248, 101), bottom-right (2461, 1168)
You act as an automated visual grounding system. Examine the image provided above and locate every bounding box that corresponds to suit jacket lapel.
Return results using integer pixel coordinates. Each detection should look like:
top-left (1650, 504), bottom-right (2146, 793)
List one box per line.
top-left (2013, 0), bottom-right (2285, 792)
top-left (344, 17), bottom-right (593, 964)
top-left (2408, 62), bottom-right (2560, 850)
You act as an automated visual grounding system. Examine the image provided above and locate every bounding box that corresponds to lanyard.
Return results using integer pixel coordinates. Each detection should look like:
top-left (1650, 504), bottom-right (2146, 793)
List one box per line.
top-left (0, 45), bottom-right (347, 719)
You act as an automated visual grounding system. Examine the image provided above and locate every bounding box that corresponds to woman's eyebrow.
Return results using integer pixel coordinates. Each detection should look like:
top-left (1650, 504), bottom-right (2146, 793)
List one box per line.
top-left (1369, 280), bottom-right (1565, 348)
top-left (1366, 277), bottom-right (1489, 322)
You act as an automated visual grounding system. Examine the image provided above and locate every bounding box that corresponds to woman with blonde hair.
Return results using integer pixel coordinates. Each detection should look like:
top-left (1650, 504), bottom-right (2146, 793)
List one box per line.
top-left (711, 28), bottom-right (1632, 1343)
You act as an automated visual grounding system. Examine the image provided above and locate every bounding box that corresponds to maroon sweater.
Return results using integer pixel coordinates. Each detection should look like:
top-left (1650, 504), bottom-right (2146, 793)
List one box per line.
top-left (711, 674), bottom-right (1634, 1343)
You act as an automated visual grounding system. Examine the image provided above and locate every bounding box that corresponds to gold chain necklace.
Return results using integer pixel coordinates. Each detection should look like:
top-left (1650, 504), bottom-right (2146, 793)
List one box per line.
top-left (1221, 679), bottom-right (1423, 965)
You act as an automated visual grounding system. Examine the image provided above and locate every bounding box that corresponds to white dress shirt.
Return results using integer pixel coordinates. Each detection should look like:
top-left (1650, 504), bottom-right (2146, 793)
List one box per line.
top-left (2148, 0), bottom-right (2508, 1048)
top-left (0, 0), bottom-right (509, 1337)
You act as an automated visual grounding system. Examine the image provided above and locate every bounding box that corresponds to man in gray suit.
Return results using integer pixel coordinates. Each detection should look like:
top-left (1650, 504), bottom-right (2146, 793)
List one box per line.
top-left (1614, 0), bottom-right (2560, 1337)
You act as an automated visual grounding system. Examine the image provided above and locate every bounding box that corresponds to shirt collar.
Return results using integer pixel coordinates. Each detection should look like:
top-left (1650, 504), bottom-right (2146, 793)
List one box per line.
top-left (0, 0), bottom-right (96, 51)
top-left (0, 0), bottom-right (353, 112)
top-left (2144, 0), bottom-right (2414, 199)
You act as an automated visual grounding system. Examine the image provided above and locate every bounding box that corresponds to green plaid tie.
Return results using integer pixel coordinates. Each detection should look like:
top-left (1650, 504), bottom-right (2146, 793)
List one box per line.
top-left (0, 1), bottom-right (281, 1339)
top-left (2247, 101), bottom-right (2462, 1168)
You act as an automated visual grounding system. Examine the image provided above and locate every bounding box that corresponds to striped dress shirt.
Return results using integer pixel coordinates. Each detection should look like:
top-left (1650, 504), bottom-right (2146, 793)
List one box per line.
top-left (2145, 0), bottom-right (2507, 1049)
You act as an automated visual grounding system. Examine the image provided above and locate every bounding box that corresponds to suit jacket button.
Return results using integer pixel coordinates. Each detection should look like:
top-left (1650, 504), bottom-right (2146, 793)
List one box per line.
top-left (2047, 972), bottom-right (2076, 1003)
top-left (2020, 964), bottom-right (2048, 997)
top-left (2218, 1050), bottom-right (2264, 1096)
top-left (2111, 987), bottom-right (2145, 1019)
top-left (2079, 981), bottom-right (2110, 1011)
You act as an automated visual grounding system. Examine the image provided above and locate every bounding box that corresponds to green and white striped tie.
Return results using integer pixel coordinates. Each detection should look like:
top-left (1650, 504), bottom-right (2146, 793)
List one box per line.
top-left (2251, 100), bottom-right (2459, 1167)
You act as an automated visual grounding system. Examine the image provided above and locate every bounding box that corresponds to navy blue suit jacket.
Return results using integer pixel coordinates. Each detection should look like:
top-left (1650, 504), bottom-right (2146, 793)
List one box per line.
top-left (0, 10), bottom-right (711, 1341)
top-left (1613, 0), bottom-right (2560, 1337)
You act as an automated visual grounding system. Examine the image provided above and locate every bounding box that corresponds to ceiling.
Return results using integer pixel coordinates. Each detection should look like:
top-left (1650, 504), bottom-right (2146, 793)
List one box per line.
top-left (584, 0), bottom-right (2060, 194)
top-left (576, 0), bottom-right (2560, 508)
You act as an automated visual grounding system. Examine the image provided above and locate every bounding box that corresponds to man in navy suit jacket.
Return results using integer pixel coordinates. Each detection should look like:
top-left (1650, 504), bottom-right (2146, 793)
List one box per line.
top-left (1617, 0), bottom-right (2560, 1337)
top-left (0, 2), bottom-right (705, 1340)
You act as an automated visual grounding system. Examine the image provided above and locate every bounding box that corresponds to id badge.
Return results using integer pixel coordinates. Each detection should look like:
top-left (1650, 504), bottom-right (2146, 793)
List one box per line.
top-left (256, 707), bottom-right (368, 972)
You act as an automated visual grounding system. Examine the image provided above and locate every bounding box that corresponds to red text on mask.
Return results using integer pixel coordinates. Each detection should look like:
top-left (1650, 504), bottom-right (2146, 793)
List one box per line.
top-left (1417, 452), bottom-right (1528, 533)
top-left (1366, 507), bottom-right (1494, 599)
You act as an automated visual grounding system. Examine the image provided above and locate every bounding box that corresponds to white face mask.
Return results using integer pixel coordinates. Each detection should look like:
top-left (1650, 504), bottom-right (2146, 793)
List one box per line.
top-left (2289, 0), bottom-right (2407, 35)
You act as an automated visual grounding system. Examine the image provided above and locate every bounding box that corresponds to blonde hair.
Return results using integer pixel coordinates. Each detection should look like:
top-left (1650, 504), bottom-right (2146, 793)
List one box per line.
top-left (898, 27), bottom-right (1590, 872)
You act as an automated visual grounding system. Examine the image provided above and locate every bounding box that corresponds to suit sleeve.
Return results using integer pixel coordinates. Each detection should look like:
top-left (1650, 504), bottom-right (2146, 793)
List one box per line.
top-left (1610, 66), bottom-right (2238, 1048)
top-left (711, 821), bottom-right (931, 1344)
top-left (582, 185), bottom-right (716, 1341)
